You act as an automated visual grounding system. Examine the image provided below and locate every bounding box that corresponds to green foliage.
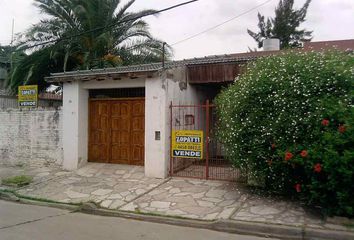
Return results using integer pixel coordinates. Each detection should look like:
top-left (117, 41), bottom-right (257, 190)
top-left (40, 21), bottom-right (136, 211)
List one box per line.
top-left (8, 0), bottom-right (171, 91)
top-left (215, 51), bottom-right (354, 217)
top-left (248, 0), bottom-right (312, 49)
top-left (1, 175), bottom-right (33, 187)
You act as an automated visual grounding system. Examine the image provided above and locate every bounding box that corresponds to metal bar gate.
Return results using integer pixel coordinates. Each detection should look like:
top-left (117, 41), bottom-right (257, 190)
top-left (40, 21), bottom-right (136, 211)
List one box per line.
top-left (169, 100), bottom-right (241, 181)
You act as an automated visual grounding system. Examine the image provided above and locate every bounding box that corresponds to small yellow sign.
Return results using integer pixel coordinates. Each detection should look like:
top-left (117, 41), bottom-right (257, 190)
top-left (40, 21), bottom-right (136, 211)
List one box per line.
top-left (18, 85), bottom-right (38, 108)
top-left (172, 130), bottom-right (203, 159)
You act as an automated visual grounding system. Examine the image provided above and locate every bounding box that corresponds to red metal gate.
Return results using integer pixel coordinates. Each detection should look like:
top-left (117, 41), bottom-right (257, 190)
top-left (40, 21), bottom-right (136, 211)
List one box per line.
top-left (169, 100), bottom-right (242, 181)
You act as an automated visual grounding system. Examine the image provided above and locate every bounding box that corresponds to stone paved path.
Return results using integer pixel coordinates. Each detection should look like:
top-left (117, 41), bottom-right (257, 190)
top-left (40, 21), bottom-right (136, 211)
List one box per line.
top-left (0, 163), bottom-right (352, 232)
top-left (15, 163), bottom-right (164, 209)
top-left (232, 195), bottom-right (319, 226)
top-left (121, 178), bottom-right (248, 220)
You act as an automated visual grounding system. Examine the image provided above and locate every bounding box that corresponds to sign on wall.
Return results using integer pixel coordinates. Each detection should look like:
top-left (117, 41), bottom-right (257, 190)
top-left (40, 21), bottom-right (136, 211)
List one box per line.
top-left (18, 85), bottom-right (38, 108)
top-left (172, 130), bottom-right (203, 159)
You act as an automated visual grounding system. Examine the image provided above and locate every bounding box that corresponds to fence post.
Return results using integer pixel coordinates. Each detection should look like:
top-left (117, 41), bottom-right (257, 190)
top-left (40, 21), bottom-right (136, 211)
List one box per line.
top-left (169, 101), bottom-right (173, 176)
top-left (205, 100), bottom-right (210, 180)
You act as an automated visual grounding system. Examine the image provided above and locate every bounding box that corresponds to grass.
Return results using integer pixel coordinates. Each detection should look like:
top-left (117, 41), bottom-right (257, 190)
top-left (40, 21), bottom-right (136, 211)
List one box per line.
top-left (1, 175), bottom-right (33, 187)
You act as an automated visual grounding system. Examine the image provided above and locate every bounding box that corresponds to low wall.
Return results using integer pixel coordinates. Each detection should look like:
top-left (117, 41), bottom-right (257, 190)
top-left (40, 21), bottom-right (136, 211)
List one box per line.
top-left (0, 95), bottom-right (62, 109)
top-left (0, 108), bottom-right (63, 166)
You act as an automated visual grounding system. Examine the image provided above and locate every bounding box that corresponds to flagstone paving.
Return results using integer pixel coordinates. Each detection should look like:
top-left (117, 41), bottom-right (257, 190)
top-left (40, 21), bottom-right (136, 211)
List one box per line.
top-left (231, 195), bottom-right (323, 227)
top-left (10, 163), bottom-right (164, 209)
top-left (120, 178), bottom-right (248, 220)
top-left (1, 163), bottom-right (352, 232)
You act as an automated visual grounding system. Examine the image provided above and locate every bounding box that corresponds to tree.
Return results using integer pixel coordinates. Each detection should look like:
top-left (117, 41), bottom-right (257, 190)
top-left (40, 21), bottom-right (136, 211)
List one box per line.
top-left (8, 0), bottom-right (171, 91)
top-left (0, 45), bottom-right (26, 91)
top-left (248, 0), bottom-right (312, 49)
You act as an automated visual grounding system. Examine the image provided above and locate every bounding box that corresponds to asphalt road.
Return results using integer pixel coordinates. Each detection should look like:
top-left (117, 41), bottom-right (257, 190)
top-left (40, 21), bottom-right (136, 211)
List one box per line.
top-left (0, 200), bottom-right (277, 240)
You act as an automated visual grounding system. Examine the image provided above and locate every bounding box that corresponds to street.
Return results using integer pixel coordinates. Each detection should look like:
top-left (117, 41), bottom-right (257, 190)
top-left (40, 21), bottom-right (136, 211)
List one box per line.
top-left (0, 200), bottom-right (277, 240)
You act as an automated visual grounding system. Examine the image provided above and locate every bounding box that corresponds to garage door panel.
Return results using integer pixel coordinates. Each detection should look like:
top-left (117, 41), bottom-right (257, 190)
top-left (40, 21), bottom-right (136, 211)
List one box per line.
top-left (89, 144), bottom-right (108, 163)
top-left (132, 101), bottom-right (144, 116)
top-left (119, 103), bottom-right (130, 115)
top-left (111, 131), bottom-right (130, 144)
top-left (89, 99), bottom-right (145, 165)
top-left (131, 132), bottom-right (144, 145)
top-left (89, 101), bottom-right (109, 163)
top-left (132, 117), bottom-right (144, 131)
top-left (111, 146), bottom-right (130, 164)
top-left (131, 146), bottom-right (144, 166)
top-left (90, 131), bottom-right (106, 144)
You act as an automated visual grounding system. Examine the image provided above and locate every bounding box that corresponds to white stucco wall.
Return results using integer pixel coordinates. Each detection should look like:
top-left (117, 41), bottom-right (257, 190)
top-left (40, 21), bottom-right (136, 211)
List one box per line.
top-left (82, 78), bottom-right (145, 89)
top-left (144, 76), bottom-right (169, 178)
top-left (62, 81), bottom-right (88, 170)
top-left (0, 108), bottom-right (63, 166)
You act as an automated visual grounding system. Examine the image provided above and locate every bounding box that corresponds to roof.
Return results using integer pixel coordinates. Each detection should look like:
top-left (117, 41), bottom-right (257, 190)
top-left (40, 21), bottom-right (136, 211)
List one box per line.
top-left (303, 39), bottom-right (354, 51)
top-left (46, 51), bottom-right (280, 83)
top-left (46, 39), bottom-right (354, 83)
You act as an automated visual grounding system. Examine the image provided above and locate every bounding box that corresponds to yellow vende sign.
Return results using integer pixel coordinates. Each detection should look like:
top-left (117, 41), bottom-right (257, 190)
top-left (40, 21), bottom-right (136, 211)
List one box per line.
top-left (18, 85), bottom-right (38, 108)
top-left (172, 130), bottom-right (203, 159)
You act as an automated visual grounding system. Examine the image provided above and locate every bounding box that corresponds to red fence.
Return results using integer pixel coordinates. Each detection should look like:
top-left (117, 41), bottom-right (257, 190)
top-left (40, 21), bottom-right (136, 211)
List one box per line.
top-left (169, 100), bottom-right (242, 181)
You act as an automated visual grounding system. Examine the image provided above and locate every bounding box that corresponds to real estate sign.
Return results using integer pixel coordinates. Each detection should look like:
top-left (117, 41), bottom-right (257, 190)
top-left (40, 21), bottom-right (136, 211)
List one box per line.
top-left (172, 130), bottom-right (203, 159)
top-left (18, 85), bottom-right (38, 108)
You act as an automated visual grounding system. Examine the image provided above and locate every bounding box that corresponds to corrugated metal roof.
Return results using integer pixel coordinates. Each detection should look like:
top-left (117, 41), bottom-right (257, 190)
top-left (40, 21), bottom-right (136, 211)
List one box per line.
top-left (46, 53), bottom-right (262, 82)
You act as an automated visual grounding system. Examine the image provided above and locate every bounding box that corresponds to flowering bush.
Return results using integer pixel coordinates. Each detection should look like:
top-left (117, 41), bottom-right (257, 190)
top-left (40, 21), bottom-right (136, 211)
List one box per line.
top-left (215, 50), bottom-right (354, 217)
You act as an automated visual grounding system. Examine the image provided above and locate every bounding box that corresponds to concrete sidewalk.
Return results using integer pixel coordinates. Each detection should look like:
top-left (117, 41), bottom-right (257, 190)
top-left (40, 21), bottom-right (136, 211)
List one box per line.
top-left (0, 163), bottom-right (353, 236)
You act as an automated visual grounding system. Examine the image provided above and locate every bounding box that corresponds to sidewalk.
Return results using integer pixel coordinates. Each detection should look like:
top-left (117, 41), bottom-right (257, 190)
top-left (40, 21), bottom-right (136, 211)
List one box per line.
top-left (1, 163), bottom-right (353, 238)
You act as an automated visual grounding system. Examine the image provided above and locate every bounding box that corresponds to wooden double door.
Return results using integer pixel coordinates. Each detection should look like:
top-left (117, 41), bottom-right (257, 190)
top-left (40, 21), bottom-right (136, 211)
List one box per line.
top-left (88, 98), bottom-right (145, 165)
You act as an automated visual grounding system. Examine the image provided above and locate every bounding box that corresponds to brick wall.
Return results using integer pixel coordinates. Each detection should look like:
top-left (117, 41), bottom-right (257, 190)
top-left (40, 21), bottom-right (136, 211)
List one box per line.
top-left (0, 108), bottom-right (63, 166)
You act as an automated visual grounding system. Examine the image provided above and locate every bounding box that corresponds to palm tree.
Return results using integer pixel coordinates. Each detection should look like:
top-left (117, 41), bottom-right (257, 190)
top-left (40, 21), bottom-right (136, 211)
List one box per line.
top-left (9, 0), bottom-right (171, 91)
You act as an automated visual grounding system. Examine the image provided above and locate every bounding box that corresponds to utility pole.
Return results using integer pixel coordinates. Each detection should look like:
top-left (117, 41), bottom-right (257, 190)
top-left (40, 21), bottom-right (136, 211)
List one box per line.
top-left (10, 19), bottom-right (15, 46)
top-left (162, 42), bottom-right (166, 69)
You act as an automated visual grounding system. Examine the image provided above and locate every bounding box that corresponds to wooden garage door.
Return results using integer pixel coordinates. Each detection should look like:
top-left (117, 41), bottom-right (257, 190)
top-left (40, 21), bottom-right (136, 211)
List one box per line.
top-left (88, 98), bottom-right (145, 165)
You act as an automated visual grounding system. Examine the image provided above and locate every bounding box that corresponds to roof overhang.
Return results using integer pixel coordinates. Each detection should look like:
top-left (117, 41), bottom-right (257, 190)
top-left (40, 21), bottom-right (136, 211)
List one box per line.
top-left (45, 68), bottom-right (161, 83)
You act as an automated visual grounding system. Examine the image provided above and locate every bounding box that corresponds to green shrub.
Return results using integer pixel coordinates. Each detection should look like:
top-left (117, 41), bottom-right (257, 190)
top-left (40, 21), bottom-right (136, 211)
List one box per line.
top-left (215, 50), bottom-right (354, 217)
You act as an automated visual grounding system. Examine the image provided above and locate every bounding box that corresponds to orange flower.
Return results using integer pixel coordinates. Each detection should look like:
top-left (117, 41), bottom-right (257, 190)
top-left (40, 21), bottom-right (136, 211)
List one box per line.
top-left (294, 183), bottom-right (301, 193)
top-left (300, 150), bottom-right (308, 158)
top-left (314, 163), bottom-right (322, 173)
top-left (271, 143), bottom-right (276, 149)
top-left (285, 152), bottom-right (293, 161)
top-left (267, 160), bottom-right (273, 166)
top-left (338, 125), bottom-right (346, 133)
top-left (321, 119), bottom-right (329, 126)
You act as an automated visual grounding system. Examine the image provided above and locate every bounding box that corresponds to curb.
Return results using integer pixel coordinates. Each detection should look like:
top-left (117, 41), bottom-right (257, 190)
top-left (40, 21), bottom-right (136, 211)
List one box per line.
top-left (80, 203), bottom-right (354, 240)
top-left (1, 192), bottom-right (354, 240)
top-left (0, 191), bottom-right (80, 211)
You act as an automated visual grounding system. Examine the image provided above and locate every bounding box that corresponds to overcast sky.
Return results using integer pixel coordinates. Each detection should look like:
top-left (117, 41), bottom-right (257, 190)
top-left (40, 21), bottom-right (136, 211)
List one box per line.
top-left (0, 0), bottom-right (353, 60)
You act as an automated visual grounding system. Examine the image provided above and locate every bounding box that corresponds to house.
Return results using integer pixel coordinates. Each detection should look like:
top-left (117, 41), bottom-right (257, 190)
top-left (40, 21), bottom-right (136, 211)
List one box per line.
top-left (0, 57), bottom-right (9, 92)
top-left (45, 39), bottom-right (354, 180)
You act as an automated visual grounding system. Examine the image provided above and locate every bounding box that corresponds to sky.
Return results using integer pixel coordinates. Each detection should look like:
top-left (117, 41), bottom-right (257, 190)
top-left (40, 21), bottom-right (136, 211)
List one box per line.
top-left (0, 0), bottom-right (353, 60)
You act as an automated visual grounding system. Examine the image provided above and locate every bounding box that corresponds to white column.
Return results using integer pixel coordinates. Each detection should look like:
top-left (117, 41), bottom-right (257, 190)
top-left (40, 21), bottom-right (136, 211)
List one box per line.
top-left (62, 81), bottom-right (88, 170)
top-left (145, 77), bottom-right (169, 178)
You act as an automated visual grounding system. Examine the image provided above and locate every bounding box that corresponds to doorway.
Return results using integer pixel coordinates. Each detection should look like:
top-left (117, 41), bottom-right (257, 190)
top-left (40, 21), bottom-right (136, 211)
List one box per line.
top-left (88, 98), bottom-right (145, 165)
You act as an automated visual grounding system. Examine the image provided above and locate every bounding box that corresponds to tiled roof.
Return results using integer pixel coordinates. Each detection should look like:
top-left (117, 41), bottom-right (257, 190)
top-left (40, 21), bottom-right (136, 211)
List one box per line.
top-left (303, 39), bottom-right (354, 51)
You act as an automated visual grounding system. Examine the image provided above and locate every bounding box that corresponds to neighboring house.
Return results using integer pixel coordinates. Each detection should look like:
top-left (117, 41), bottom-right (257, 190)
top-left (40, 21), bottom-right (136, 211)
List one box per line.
top-left (0, 58), bottom-right (9, 91)
top-left (45, 39), bottom-right (354, 179)
top-left (303, 39), bottom-right (354, 52)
